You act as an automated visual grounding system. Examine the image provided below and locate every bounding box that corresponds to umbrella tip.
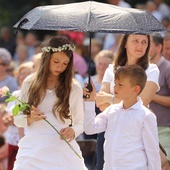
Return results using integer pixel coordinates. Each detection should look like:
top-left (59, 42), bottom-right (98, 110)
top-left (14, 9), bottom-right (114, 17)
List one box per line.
top-left (15, 18), bottom-right (29, 35)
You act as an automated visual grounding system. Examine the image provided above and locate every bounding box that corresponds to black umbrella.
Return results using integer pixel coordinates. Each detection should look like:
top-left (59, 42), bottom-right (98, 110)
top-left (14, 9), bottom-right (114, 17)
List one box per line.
top-left (14, 1), bottom-right (166, 92)
top-left (14, 1), bottom-right (165, 33)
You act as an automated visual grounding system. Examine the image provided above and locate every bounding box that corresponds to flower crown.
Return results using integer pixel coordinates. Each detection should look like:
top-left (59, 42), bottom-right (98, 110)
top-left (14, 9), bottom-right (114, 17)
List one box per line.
top-left (41, 44), bottom-right (75, 53)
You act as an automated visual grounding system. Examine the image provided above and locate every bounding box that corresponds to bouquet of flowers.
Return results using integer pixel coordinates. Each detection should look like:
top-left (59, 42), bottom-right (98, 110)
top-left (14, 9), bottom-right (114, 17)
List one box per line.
top-left (0, 86), bottom-right (81, 159)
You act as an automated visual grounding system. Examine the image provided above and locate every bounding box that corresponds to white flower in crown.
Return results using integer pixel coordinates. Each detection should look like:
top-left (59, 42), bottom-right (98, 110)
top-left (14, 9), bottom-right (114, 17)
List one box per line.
top-left (41, 44), bottom-right (75, 53)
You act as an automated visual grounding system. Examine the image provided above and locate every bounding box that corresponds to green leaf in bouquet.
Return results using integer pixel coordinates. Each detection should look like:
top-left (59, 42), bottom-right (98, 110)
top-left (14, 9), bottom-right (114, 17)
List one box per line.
top-left (19, 103), bottom-right (29, 111)
top-left (5, 96), bottom-right (17, 102)
top-left (12, 104), bottom-right (20, 116)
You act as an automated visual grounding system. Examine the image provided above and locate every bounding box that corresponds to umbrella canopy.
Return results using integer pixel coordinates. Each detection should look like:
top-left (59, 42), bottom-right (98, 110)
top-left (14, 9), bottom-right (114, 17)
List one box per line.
top-left (14, 1), bottom-right (166, 34)
top-left (13, 1), bottom-right (166, 93)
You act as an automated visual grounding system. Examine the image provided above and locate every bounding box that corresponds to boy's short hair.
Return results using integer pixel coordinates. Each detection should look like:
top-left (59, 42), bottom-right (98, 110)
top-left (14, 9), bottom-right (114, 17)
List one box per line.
top-left (115, 65), bottom-right (147, 94)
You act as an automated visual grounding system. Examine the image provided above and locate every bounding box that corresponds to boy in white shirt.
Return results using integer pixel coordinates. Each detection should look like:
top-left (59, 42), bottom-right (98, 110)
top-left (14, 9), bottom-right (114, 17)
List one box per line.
top-left (83, 65), bottom-right (161, 170)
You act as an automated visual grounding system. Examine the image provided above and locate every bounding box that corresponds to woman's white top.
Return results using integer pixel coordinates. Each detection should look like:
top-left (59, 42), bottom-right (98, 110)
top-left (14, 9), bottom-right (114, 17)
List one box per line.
top-left (84, 98), bottom-right (161, 170)
top-left (102, 64), bottom-right (160, 94)
top-left (13, 74), bottom-right (87, 170)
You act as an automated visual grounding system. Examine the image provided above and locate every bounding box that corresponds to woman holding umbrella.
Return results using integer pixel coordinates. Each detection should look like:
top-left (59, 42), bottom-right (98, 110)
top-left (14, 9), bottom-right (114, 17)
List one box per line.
top-left (93, 34), bottom-right (161, 169)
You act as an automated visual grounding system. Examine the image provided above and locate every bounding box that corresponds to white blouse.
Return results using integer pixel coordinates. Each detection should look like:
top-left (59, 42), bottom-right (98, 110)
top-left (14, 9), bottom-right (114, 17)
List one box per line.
top-left (84, 98), bottom-right (161, 170)
top-left (102, 64), bottom-right (160, 94)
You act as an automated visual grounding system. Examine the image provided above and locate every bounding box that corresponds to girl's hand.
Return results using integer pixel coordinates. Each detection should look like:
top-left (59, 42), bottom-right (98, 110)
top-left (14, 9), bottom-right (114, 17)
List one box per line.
top-left (60, 127), bottom-right (75, 142)
top-left (29, 106), bottom-right (46, 122)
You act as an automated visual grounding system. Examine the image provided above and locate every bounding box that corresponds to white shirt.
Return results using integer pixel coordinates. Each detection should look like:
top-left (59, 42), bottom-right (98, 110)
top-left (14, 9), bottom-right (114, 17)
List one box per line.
top-left (102, 63), bottom-right (160, 94)
top-left (84, 98), bottom-right (161, 170)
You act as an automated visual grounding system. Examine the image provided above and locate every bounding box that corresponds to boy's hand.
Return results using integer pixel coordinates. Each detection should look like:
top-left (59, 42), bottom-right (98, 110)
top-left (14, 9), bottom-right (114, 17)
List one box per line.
top-left (83, 78), bottom-right (96, 101)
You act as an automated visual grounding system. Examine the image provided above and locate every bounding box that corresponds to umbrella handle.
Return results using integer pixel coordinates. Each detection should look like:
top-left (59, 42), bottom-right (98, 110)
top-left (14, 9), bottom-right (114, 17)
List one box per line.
top-left (83, 83), bottom-right (93, 99)
top-left (86, 83), bottom-right (93, 92)
top-left (87, 74), bottom-right (93, 92)
top-left (83, 76), bottom-right (93, 99)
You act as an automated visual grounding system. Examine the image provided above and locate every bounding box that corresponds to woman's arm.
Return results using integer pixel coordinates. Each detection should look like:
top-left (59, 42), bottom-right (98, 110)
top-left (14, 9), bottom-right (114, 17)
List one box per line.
top-left (139, 81), bottom-right (158, 107)
top-left (96, 82), bottom-right (121, 111)
top-left (152, 95), bottom-right (170, 107)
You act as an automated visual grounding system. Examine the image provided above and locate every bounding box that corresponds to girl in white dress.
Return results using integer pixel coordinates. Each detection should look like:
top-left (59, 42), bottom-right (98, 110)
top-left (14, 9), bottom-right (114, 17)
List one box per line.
top-left (13, 36), bottom-right (87, 170)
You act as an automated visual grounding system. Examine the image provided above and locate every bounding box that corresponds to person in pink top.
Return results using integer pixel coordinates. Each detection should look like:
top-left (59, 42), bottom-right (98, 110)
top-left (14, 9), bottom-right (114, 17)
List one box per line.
top-left (73, 51), bottom-right (87, 77)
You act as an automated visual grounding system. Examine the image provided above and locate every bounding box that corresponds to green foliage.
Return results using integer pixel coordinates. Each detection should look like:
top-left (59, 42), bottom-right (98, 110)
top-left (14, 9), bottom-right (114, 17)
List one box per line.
top-left (0, 7), bottom-right (11, 27)
top-left (5, 94), bottom-right (30, 116)
top-left (12, 105), bottom-right (21, 116)
top-left (5, 96), bottom-right (16, 102)
top-left (0, 0), bottom-right (52, 28)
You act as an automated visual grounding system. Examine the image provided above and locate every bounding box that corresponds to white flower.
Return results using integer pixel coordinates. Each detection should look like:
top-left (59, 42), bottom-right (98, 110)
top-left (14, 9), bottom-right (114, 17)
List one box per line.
top-left (0, 86), bottom-right (10, 97)
top-left (41, 44), bottom-right (75, 53)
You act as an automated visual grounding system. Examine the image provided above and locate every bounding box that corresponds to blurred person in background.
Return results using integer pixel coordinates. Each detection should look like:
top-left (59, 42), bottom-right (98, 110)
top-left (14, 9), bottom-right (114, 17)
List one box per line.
top-left (149, 33), bottom-right (170, 169)
top-left (0, 26), bottom-right (16, 57)
top-left (0, 104), bottom-right (8, 170)
top-left (24, 31), bottom-right (39, 60)
top-left (83, 38), bottom-right (103, 76)
top-left (0, 134), bottom-right (7, 170)
top-left (145, 0), bottom-right (163, 22)
top-left (0, 48), bottom-right (18, 103)
top-left (32, 52), bottom-right (42, 72)
top-left (163, 33), bottom-right (170, 61)
top-left (13, 44), bottom-right (29, 69)
top-left (3, 61), bottom-right (33, 170)
top-left (107, 0), bottom-right (131, 7)
top-left (153, 0), bottom-right (170, 18)
top-left (162, 17), bottom-right (170, 32)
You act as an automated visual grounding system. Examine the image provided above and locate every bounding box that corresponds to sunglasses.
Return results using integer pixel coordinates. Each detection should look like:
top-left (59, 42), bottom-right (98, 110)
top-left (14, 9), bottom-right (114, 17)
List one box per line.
top-left (0, 63), bottom-right (6, 66)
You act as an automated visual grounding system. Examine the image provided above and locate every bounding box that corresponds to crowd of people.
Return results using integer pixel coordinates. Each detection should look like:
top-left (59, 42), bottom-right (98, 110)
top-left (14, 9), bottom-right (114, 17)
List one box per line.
top-left (0, 0), bottom-right (170, 170)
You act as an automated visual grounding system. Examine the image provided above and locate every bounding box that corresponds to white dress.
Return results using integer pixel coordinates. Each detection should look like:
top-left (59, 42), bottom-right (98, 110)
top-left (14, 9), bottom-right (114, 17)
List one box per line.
top-left (103, 63), bottom-right (160, 94)
top-left (13, 75), bottom-right (87, 170)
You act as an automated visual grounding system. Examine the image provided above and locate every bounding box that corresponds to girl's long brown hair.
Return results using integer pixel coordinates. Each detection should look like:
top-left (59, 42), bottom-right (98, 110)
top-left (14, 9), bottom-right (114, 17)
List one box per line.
top-left (114, 34), bottom-right (150, 72)
top-left (27, 36), bottom-right (74, 122)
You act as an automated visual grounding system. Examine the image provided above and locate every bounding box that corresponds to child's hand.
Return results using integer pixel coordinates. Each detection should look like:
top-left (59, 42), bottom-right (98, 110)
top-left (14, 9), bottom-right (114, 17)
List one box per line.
top-left (60, 127), bottom-right (75, 142)
top-left (83, 78), bottom-right (96, 101)
top-left (30, 106), bottom-right (46, 121)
